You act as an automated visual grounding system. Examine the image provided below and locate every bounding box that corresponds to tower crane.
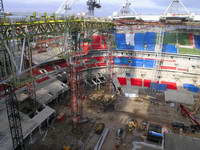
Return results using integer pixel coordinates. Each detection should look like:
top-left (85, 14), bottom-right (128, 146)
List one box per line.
top-left (0, 0), bottom-right (4, 17)
top-left (56, 0), bottom-right (79, 15)
top-left (87, 0), bottom-right (101, 16)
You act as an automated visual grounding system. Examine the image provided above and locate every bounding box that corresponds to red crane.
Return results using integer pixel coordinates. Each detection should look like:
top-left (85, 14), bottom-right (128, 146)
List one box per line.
top-left (180, 104), bottom-right (200, 126)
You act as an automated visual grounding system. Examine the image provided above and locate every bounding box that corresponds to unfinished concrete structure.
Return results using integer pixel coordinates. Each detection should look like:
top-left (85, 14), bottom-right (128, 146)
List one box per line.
top-left (1, 0), bottom-right (200, 150)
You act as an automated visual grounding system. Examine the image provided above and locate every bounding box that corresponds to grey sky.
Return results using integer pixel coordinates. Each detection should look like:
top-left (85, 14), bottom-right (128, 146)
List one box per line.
top-left (4, 0), bottom-right (200, 16)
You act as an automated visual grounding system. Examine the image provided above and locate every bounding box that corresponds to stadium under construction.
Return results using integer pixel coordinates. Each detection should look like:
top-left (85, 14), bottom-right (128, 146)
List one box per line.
top-left (1, 0), bottom-right (200, 150)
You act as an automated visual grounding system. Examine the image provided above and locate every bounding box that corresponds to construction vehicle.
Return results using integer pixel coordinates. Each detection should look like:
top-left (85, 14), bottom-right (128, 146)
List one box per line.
top-left (127, 119), bottom-right (138, 132)
top-left (63, 146), bottom-right (71, 150)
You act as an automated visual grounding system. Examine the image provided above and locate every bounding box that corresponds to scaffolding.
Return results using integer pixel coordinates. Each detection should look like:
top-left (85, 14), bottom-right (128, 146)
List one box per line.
top-left (4, 84), bottom-right (25, 150)
top-left (154, 27), bottom-right (165, 82)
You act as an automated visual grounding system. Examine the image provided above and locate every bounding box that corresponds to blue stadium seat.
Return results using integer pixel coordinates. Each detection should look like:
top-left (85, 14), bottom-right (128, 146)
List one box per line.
top-left (162, 44), bottom-right (178, 53)
top-left (144, 60), bottom-right (156, 68)
top-left (183, 84), bottom-right (200, 93)
top-left (194, 35), bottom-right (200, 49)
top-left (130, 59), bottom-right (144, 67)
top-left (115, 33), bottom-right (126, 50)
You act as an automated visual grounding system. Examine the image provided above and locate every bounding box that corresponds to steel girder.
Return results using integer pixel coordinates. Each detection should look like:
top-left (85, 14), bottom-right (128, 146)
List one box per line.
top-left (0, 19), bottom-right (115, 41)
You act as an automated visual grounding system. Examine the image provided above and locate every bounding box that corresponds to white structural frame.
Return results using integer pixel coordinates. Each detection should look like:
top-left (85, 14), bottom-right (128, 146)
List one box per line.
top-left (56, 0), bottom-right (79, 15)
top-left (163, 0), bottom-right (190, 16)
top-left (118, 0), bottom-right (137, 16)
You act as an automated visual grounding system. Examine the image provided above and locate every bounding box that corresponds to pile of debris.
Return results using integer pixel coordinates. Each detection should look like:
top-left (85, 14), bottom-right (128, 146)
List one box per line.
top-left (88, 90), bottom-right (117, 111)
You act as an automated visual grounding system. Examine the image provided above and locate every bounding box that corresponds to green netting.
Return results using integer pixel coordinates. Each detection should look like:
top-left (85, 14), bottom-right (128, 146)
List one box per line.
top-left (163, 32), bottom-right (190, 46)
top-left (163, 33), bottom-right (177, 45)
top-left (179, 48), bottom-right (200, 55)
top-left (178, 33), bottom-right (190, 45)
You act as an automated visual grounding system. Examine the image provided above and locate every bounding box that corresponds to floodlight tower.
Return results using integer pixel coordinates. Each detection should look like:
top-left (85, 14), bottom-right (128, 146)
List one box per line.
top-left (161, 0), bottom-right (193, 22)
top-left (119, 0), bottom-right (135, 16)
top-left (87, 0), bottom-right (101, 16)
top-left (163, 0), bottom-right (190, 16)
top-left (0, 0), bottom-right (4, 17)
top-left (56, 0), bottom-right (79, 15)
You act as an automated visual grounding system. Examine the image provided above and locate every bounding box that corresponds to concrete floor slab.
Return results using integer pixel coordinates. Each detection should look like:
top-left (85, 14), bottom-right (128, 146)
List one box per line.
top-left (165, 90), bottom-right (194, 105)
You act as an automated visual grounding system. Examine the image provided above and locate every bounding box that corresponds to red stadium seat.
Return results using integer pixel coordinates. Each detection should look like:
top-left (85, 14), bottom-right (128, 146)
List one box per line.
top-left (96, 63), bottom-right (107, 67)
top-left (117, 77), bottom-right (127, 86)
top-left (36, 76), bottom-right (50, 83)
top-left (160, 66), bottom-right (177, 70)
top-left (160, 81), bottom-right (177, 90)
top-left (131, 78), bottom-right (142, 86)
top-left (144, 79), bottom-right (152, 87)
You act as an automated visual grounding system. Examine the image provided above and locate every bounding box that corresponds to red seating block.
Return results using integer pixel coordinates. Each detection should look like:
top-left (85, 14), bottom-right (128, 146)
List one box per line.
top-left (117, 77), bottom-right (127, 86)
top-left (131, 78), bottom-right (142, 86)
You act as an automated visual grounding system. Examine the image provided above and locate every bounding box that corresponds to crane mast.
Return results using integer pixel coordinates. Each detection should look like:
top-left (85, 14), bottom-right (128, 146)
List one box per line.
top-left (56, 0), bottom-right (79, 15)
top-left (0, 0), bottom-right (4, 17)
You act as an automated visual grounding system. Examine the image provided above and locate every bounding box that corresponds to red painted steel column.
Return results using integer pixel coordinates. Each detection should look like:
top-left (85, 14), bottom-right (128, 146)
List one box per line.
top-left (69, 65), bottom-right (79, 123)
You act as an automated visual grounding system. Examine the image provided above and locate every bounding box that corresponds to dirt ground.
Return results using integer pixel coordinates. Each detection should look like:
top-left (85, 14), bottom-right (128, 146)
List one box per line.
top-left (30, 88), bottom-right (192, 150)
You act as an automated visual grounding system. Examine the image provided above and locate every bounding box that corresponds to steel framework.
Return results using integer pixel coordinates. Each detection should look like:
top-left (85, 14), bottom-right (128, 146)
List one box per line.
top-left (0, 0), bottom-right (4, 15)
top-left (0, 17), bottom-right (115, 82)
top-left (163, 0), bottom-right (190, 16)
top-left (4, 84), bottom-right (25, 150)
top-left (118, 0), bottom-right (136, 16)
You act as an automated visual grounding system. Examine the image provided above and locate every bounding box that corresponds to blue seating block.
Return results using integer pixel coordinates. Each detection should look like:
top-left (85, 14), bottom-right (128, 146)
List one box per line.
top-left (194, 35), bottom-right (200, 49)
top-left (162, 44), bottom-right (178, 53)
top-left (144, 60), bottom-right (155, 68)
top-left (183, 84), bottom-right (200, 93)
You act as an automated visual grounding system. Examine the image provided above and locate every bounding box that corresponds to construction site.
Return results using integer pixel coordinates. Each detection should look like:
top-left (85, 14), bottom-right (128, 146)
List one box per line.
top-left (1, 0), bottom-right (200, 150)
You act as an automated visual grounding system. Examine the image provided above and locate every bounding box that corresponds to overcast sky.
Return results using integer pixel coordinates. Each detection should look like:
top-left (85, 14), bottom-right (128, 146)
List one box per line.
top-left (4, 0), bottom-right (200, 16)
